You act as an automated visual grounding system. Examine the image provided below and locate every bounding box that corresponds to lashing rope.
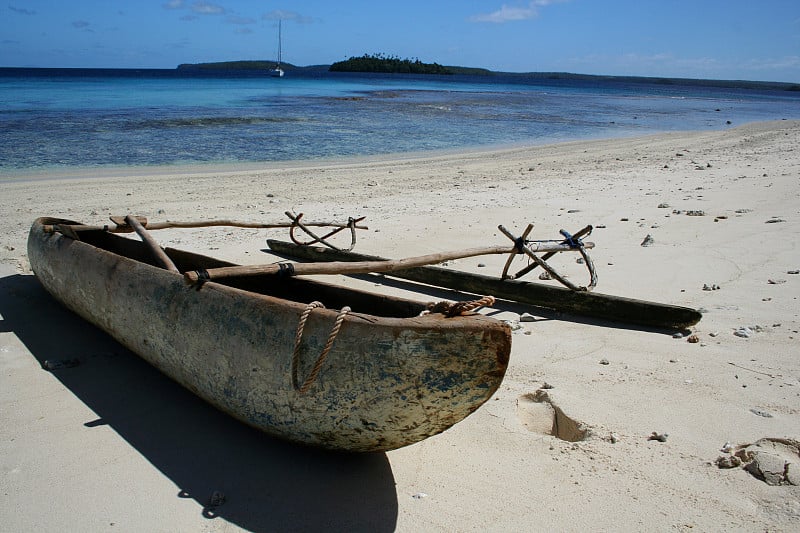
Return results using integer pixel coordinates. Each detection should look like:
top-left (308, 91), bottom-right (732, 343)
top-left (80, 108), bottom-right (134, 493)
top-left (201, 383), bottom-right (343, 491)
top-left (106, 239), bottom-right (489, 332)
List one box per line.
top-left (291, 301), bottom-right (351, 393)
top-left (423, 295), bottom-right (496, 317)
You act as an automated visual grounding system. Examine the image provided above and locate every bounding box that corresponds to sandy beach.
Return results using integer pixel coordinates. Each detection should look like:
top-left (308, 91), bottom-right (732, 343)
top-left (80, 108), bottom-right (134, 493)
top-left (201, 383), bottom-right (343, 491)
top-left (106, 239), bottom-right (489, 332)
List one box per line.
top-left (1, 120), bottom-right (799, 531)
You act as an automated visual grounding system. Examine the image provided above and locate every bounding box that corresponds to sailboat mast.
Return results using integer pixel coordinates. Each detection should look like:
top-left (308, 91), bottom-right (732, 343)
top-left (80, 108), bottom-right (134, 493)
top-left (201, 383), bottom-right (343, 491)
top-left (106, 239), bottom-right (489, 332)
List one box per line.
top-left (269, 19), bottom-right (285, 77)
top-left (277, 19), bottom-right (282, 67)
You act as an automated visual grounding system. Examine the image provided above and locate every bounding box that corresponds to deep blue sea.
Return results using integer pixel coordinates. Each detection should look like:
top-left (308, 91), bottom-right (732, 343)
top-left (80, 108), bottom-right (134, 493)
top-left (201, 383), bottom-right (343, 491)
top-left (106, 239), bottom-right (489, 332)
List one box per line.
top-left (2, 67), bottom-right (799, 174)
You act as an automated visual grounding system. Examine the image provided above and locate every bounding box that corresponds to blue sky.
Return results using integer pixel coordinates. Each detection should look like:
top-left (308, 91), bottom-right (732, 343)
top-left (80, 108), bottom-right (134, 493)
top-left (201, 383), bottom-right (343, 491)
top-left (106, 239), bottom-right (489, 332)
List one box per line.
top-left (2, 1), bottom-right (799, 82)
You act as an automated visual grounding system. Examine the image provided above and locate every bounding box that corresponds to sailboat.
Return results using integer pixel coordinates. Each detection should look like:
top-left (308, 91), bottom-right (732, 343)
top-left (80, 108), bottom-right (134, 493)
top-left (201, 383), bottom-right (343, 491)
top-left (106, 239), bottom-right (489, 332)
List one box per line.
top-left (269, 20), bottom-right (284, 78)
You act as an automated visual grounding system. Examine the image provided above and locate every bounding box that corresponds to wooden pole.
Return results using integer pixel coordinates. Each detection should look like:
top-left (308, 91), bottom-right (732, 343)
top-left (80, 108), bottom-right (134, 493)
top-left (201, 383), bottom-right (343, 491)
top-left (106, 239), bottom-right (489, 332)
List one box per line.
top-left (183, 241), bottom-right (594, 284)
top-left (124, 215), bottom-right (180, 273)
top-left (44, 217), bottom-right (368, 234)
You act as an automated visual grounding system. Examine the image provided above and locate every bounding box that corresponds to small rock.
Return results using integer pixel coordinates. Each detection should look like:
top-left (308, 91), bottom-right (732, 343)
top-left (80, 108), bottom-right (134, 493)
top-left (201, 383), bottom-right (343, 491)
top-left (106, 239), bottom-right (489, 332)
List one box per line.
top-left (640, 234), bottom-right (654, 247)
top-left (477, 263), bottom-right (486, 268)
top-left (749, 408), bottom-right (773, 418)
top-left (367, 180), bottom-right (378, 187)
top-left (702, 283), bottom-right (721, 291)
top-left (745, 451), bottom-right (787, 486)
top-left (657, 203), bottom-right (670, 208)
top-left (768, 279), bottom-right (786, 285)
top-left (42, 359), bottom-right (80, 371)
top-left (685, 210), bottom-right (706, 216)
top-left (599, 358), bottom-right (610, 365)
top-left (715, 455), bottom-right (742, 469)
top-left (738, 438), bottom-right (800, 486)
top-left (686, 334), bottom-right (699, 343)
top-left (620, 217), bottom-right (629, 222)
top-left (669, 358), bottom-right (679, 363)
top-left (609, 433), bottom-right (620, 444)
top-left (765, 218), bottom-right (785, 224)
top-left (412, 492), bottom-right (428, 499)
top-left (709, 332), bottom-right (719, 337)
top-left (721, 441), bottom-right (734, 453)
top-left (539, 271), bottom-right (552, 281)
top-left (673, 332), bottom-right (684, 339)
top-left (540, 382), bottom-right (554, 390)
top-left (734, 327), bottom-right (753, 338)
top-left (788, 270), bottom-right (799, 275)
top-left (207, 491), bottom-right (226, 507)
top-left (648, 432), bottom-right (669, 442)
top-left (567, 209), bottom-right (581, 213)
top-left (576, 257), bottom-right (584, 264)
top-left (519, 312), bottom-right (536, 322)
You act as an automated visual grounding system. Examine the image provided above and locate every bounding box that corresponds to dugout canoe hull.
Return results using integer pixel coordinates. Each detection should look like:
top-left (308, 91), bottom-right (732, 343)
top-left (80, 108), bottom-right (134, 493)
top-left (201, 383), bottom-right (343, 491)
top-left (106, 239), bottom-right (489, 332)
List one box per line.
top-left (267, 240), bottom-right (702, 330)
top-left (28, 218), bottom-right (511, 452)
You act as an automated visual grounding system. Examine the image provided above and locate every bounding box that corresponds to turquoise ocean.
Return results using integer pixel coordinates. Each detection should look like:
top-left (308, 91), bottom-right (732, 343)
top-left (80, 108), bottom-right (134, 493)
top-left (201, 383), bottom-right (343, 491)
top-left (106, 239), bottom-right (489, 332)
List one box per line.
top-left (2, 68), bottom-right (799, 175)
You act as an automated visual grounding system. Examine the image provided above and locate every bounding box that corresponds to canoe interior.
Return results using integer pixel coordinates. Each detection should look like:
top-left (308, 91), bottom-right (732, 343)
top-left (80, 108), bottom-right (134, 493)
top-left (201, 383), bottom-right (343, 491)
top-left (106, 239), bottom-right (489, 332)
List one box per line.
top-left (69, 225), bottom-right (428, 319)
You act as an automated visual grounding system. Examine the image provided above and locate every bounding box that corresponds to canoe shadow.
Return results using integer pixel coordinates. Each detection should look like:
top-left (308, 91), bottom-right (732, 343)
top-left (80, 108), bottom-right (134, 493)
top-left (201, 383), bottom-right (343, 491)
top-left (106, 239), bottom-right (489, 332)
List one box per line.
top-left (0, 274), bottom-right (399, 532)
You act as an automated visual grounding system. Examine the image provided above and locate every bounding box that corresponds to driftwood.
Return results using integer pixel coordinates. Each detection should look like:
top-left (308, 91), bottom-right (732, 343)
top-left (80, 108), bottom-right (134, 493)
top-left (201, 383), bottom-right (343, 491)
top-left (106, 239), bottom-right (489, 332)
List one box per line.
top-left (266, 240), bottom-right (703, 330)
top-left (183, 240), bottom-right (595, 284)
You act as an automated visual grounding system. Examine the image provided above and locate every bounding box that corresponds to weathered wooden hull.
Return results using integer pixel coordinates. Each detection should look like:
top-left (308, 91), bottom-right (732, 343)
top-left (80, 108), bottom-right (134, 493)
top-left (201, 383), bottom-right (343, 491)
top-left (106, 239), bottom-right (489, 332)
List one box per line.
top-left (267, 240), bottom-right (703, 330)
top-left (28, 218), bottom-right (511, 452)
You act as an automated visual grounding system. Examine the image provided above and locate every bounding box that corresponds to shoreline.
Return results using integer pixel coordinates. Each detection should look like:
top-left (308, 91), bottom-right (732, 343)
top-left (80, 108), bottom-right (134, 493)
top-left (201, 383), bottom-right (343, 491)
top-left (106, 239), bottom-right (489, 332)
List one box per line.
top-left (2, 119), bottom-right (799, 531)
top-left (0, 122), bottom-right (762, 183)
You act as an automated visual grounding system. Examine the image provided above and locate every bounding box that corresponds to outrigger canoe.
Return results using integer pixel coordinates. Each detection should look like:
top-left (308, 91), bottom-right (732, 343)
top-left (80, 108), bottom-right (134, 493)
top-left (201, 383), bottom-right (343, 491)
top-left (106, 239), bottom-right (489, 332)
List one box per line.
top-left (28, 218), bottom-right (511, 452)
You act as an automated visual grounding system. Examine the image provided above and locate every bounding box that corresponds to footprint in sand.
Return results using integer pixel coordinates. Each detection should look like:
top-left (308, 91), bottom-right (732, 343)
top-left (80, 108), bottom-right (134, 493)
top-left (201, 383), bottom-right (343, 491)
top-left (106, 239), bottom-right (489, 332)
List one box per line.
top-left (516, 389), bottom-right (589, 442)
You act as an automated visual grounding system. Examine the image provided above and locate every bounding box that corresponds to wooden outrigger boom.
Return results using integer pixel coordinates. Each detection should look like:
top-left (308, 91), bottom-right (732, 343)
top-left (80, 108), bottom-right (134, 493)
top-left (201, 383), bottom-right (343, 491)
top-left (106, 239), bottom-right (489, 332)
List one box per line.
top-left (183, 240), bottom-right (595, 284)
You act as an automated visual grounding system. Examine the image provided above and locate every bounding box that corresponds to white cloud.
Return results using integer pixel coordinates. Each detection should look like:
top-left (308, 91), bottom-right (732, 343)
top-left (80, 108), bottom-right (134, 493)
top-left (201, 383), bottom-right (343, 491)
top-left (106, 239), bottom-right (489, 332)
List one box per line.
top-left (471, 1), bottom-right (566, 23)
top-left (163, 0), bottom-right (184, 9)
top-left (192, 1), bottom-right (225, 15)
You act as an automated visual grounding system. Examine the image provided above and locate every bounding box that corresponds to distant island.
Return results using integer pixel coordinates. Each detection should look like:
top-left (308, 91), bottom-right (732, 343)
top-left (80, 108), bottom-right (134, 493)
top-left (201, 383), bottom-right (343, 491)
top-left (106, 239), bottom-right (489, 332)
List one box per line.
top-left (175, 61), bottom-right (800, 91)
top-left (329, 54), bottom-right (452, 74)
top-left (177, 55), bottom-right (493, 76)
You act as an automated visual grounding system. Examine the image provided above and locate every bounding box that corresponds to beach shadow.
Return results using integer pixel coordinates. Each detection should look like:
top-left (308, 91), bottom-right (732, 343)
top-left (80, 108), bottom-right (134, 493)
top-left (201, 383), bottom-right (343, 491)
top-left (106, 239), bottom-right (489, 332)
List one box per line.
top-left (0, 274), bottom-right (399, 532)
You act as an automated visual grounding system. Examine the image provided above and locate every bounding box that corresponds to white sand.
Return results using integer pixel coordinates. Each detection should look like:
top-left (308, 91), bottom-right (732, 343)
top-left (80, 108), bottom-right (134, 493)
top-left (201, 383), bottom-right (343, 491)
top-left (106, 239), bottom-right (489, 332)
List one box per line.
top-left (1, 120), bottom-right (799, 531)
